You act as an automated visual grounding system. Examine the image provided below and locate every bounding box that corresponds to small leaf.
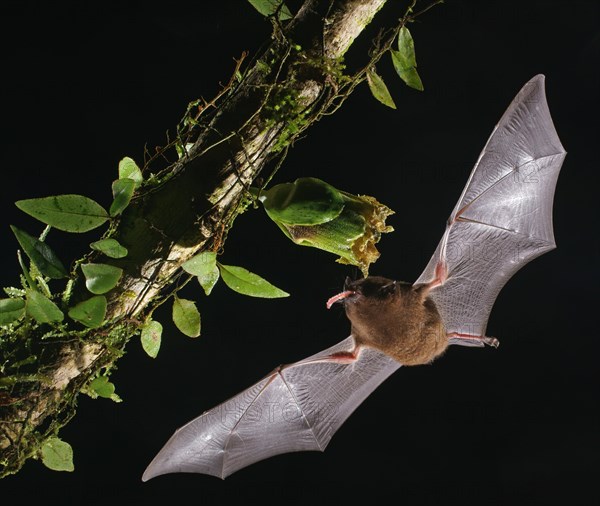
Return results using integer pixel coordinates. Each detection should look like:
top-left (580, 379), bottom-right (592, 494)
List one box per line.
top-left (41, 437), bottom-right (74, 472)
top-left (118, 157), bottom-right (143, 189)
top-left (181, 251), bottom-right (217, 276)
top-left (397, 26), bottom-right (417, 67)
top-left (391, 51), bottom-right (424, 91)
top-left (198, 270), bottom-right (220, 297)
top-left (182, 252), bottom-right (220, 295)
top-left (218, 264), bottom-right (289, 298)
top-left (15, 195), bottom-right (109, 233)
top-left (11, 225), bottom-right (68, 279)
top-left (366, 69), bottom-right (397, 109)
top-left (172, 297), bottom-right (201, 338)
top-left (90, 238), bottom-right (128, 259)
top-left (89, 376), bottom-right (115, 398)
top-left (0, 298), bottom-right (26, 325)
top-left (391, 26), bottom-right (424, 91)
top-left (81, 263), bottom-right (123, 294)
top-left (141, 320), bottom-right (162, 358)
top-left (109, 178), bottom-right (136, 217)
top-left (25, 289), bottom-right (64, 323)
top-left (68, 296), bottom-right (107, 328)
top-left (247, 0), bottom-right (292, 20)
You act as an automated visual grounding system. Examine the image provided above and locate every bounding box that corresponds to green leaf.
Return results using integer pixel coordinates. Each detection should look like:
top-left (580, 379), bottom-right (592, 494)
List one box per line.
top-left (366, 69), bottom-right (397, 109)
top-left (90, 238), bottom-right (128, 259)
top-left (17, 250), bottom-right (35, 290)
top-left (118, 157), bottom-right (143, 189)
top-left (10, 225), bottom-right (68, 279)
top-left (141, 319), bottom-right (162, 358)
top-left (218, 264), bottom-right (289, 298)
top-left (259, 178), bottom-right (346, 226)
top-left (89, 376), bottom-right (115, 398)
top-left (391, 26), bottom-right (424, 91)
top-left (109, 178), bottom-right (136, 217)
top-left (0, 298), bottom-right (26, 325)
top-left (172, 297), bottom-right (201, 338)
top-left (25, 289), bottom-right (64, 323)
top-left (15, 195), bottom-right (109, 233)
top-left (397, 26), bottom-right (417, 67)
top-left (182, 252), bottom-right (220, 295)
top-left (391, 50), bottom-right (424, 91)
top-left (41, 437), bottom-right (74, 472)
top-left (68, 295), bottom-right (107, 328)
top-left (247, 0), bottom-right (292, 20)
top-left (81, 263), bottom-right (123, 294)
top-left (181, 251), bottom-right (217, 276)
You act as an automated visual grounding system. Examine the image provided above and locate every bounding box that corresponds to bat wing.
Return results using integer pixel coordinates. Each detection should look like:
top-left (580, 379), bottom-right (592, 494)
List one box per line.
top-left (142, 336), bottom-right (400, 480)
top-left (415, 74), bottom-right (566, 343)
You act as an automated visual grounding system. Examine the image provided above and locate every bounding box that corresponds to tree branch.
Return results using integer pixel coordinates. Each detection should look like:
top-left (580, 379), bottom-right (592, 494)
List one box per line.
top-left (0, 0), bottom-right (438, 476)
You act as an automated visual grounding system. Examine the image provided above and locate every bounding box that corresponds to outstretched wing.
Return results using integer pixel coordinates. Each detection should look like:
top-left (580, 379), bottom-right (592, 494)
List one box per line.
top-left (415, 74), bottom-right (566, 342)
top-left (142, 336), bottom-right (400, 480)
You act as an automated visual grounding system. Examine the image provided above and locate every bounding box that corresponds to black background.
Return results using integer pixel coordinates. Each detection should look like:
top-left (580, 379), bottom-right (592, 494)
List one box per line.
top-left (1, 1), bottom-right (598, 505)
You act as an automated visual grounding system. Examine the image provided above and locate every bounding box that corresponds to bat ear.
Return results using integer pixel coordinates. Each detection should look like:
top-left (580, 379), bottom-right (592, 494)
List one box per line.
top-left (379, 280), bottom-right (397, 297)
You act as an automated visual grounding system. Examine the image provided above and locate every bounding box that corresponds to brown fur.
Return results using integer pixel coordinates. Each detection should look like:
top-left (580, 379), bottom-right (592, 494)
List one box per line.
top-left (343, 276), bottom-right (447, 366)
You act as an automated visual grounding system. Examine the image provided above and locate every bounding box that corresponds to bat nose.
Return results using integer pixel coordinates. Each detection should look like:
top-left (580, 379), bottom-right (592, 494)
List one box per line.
top-left (344, 276), bottom-right (353, 290)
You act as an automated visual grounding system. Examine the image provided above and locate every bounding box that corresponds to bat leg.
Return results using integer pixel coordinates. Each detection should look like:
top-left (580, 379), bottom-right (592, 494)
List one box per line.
top-left (447, 332), bottom-right (500, 348)
top-left (288, 343), bottom-right (362, 369)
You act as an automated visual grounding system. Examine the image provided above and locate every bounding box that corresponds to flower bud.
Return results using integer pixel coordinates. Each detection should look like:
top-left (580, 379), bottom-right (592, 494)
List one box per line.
top-left (258, 177), bottom-right (393, 275)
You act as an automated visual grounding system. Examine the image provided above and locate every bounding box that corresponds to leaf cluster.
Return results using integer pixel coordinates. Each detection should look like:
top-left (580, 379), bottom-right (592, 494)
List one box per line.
top-left (140, 252), bottom-right (290, 358)
top-left (1, 157), bottom-right (142, 474)
top-left (367, 26), bottom-right (425, 109)
top-left (3, 157), bottom-right (142, 336)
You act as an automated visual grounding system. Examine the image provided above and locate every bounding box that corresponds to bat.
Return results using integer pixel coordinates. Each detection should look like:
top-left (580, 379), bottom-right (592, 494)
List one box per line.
top-left (142, 74), bottom-right (566, 481)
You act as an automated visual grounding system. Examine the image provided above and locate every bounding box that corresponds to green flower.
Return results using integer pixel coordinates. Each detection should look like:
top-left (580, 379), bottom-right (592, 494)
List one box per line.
top-left (257, 177), bottom-right (393, 276)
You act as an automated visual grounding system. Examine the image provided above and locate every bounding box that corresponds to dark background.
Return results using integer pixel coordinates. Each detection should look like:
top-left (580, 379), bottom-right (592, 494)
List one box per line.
top-left (1, 1), bottom-right (598, 504)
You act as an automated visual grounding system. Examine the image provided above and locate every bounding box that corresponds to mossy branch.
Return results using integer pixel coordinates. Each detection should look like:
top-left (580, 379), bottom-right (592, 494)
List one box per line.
top-left (0, 0), bottom-right (441, 477)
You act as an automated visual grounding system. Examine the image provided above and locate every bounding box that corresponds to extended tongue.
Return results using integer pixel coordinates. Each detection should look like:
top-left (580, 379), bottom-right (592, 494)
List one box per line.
top-left (326, 290), bottom-right (355, 309)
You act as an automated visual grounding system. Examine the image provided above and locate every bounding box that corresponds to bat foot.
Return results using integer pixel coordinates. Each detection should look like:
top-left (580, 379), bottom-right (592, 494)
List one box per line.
top-left (447, 333), bottom-right (500, 348)
top-left (482, 336), bottom-right (500, 348)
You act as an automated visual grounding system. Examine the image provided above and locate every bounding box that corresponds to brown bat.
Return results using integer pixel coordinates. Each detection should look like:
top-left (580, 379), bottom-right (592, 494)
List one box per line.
top-left (142, 74), bottom-right (565, 480)
top-left (328, 277), bottom-right (450, 366)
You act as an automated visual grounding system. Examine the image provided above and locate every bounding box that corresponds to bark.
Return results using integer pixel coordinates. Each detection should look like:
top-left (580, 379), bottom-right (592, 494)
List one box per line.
top-left (0, 0), bottom-right (431, 476)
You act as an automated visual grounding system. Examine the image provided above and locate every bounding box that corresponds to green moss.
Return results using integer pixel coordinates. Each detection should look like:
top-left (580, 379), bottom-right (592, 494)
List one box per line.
top-left (0, 282), bottom-right (141, 477)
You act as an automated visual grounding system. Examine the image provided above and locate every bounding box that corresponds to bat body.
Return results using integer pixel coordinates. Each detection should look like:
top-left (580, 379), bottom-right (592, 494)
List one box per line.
top-left (142, 75), bottom-right (565, 481)
top-left (332, 277), bottom-right (448, 365)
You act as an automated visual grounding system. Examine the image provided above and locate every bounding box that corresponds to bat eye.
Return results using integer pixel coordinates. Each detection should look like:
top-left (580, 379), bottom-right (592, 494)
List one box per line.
top-left (378, 281), bottom-right (397, 297)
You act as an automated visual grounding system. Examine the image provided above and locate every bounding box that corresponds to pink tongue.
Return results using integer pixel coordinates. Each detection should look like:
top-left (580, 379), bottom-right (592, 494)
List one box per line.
top-left (326, 290), bottom-right (355, 309)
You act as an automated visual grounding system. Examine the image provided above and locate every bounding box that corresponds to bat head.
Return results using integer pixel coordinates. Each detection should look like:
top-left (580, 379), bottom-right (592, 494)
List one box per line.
top-left (344, 276), bottom-right (401, 299)
top-left (326, 276), bottom-right (409, 310)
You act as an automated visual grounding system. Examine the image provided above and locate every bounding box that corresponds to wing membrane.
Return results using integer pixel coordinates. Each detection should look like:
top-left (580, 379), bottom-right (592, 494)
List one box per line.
top-left (142, 337), bottom-right (400, 480)
top-left (415, 75), bottom-right (566, 338)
